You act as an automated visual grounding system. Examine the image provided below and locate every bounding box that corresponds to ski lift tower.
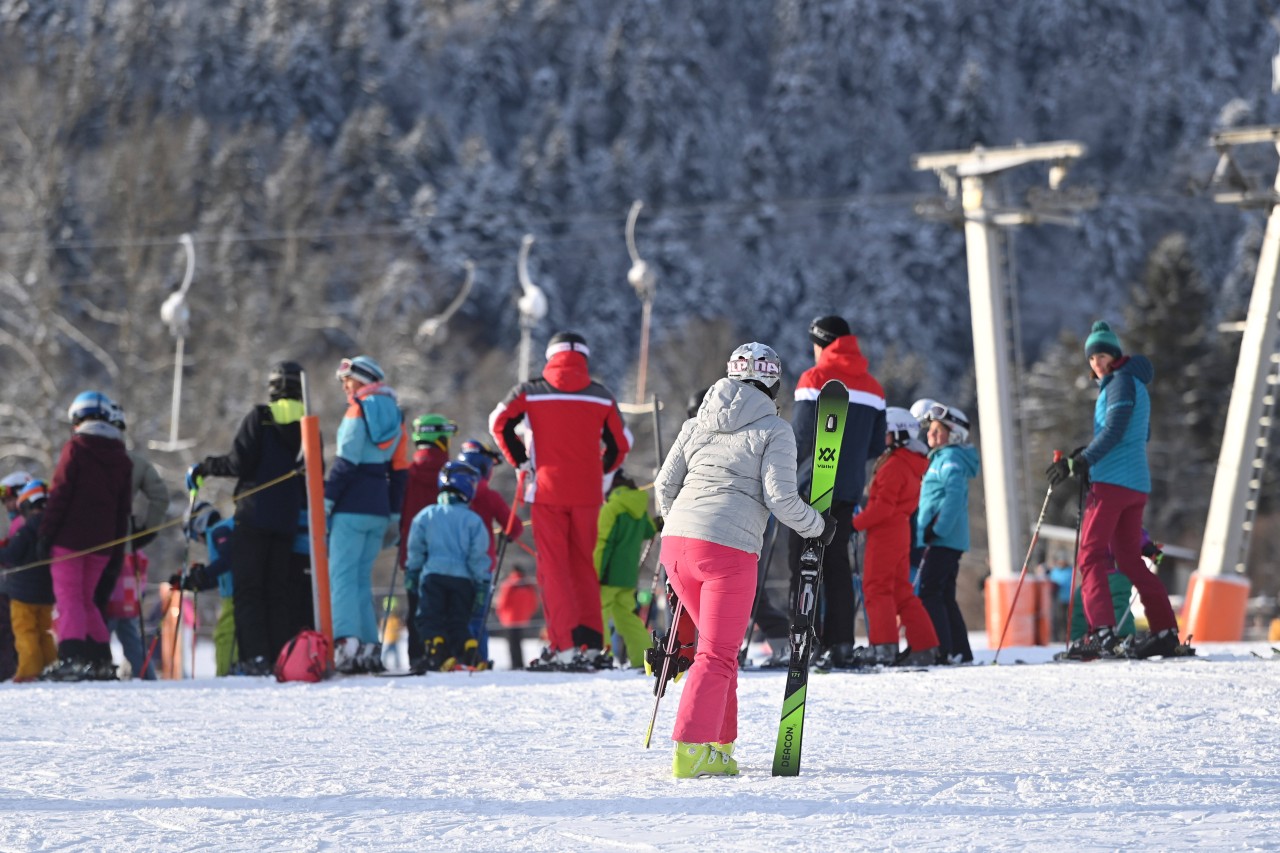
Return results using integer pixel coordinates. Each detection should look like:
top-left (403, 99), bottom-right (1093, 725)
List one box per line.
top-left (1184, 125), bottom-right (1280, 640)
top-left (912, 141), bottom-right (1088, 646)
top-left (516, 235), bottom-right (548, 383)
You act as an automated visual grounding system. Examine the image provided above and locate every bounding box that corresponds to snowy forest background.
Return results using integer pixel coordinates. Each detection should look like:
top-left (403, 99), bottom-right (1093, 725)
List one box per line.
top-left (2, 0), bottom-right (1280, 624)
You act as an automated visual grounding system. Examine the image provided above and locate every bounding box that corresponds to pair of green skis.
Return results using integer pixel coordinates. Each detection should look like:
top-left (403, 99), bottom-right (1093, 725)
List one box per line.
top-left (643, 380), bottom-right (848, 777)
top-left (771, 379), bottom-right (847, 777)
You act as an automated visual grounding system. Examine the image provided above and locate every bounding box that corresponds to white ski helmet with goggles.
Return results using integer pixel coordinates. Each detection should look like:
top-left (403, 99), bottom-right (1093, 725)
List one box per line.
top-left (923, 402), bottom-right (970, 445)
top-left (726, 342), bottom-right (783, 399)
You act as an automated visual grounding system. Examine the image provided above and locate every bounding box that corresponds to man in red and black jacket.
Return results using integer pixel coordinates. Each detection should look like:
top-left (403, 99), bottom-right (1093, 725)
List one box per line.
top-left (789, 316), bottom-right (887, 669)
top-left (489, 331), bottom-right (631, 667)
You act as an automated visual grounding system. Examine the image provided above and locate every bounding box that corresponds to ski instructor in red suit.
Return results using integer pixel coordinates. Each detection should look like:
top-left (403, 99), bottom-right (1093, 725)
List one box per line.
top-left (489, 331), bottom-right (631, 669)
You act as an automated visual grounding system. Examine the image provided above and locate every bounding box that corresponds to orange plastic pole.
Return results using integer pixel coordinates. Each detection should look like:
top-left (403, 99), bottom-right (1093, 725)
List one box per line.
top-left (302, 414), bottom-right (333, 655)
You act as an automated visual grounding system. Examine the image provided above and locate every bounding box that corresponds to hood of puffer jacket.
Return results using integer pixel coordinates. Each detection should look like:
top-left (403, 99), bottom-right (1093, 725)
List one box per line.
top-left (608, 484), bottom-right (651, 519)
top-left (1099, 354), bottom-right (1154, 389)
top-left (817, 334), bottom-right (871, 377)
top-left (697, 377), bottom-right (778, 433)
top-left (542, 351), bottom-right (591, 392)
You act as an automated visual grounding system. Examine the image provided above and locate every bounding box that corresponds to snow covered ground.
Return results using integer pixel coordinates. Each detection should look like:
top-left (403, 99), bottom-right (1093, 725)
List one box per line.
top-left (2, 638), bottom-right (1278, 852)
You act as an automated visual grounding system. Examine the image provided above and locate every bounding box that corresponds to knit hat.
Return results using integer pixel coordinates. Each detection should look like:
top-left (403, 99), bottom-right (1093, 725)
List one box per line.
top-left (809, 315), bottom-right (850, 349)
top-left (1084, 321), bottom-right (1123, 359)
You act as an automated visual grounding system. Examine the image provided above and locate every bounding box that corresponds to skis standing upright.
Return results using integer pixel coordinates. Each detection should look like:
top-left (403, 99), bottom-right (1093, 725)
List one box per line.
top-left (772, 379), bottom-right (848, 777)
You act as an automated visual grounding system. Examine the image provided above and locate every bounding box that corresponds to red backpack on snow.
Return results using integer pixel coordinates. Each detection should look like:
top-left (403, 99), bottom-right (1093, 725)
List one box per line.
top-left (274, 630), bottom-right (332, 683)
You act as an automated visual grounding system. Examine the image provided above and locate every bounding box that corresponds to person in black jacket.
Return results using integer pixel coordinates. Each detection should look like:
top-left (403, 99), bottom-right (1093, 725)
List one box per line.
top-left (0, 481), bottom-right (57, 681)
top-left (187, 361), bottom-right (310, 675)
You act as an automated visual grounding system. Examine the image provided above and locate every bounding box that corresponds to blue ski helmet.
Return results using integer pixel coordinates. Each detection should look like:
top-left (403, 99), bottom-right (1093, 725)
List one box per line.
top-left (438, 461), bottom-right (481, 503)
top-left (457, 439), bottom-right (501, 478)
top-left (68, 391), bottom-right (115, 426)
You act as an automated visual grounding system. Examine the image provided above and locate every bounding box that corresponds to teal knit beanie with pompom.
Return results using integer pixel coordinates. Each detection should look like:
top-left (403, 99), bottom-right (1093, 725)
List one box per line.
top-left (1084, 321), bottom-right (1122, 359)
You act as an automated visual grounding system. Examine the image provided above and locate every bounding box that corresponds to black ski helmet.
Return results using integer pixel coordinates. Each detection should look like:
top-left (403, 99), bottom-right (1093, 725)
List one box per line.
top-left (268, 361), bottom-right (304, 401)
top-left (545, 331), bottom-right (589, 359)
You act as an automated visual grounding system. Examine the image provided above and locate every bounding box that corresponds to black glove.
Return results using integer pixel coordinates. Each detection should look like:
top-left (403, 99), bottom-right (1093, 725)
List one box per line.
top-left (1141, 541), bottom-right (1165, 565)
top-left (168, 572), bottom-right (183, 589)
top-left (1069, 451), bottom-right (1089, 482)
top-left (923, 519), bottom-right (938, 545)
top-left (1046, 451), bottom-right (1089, 486)
top-left (818, 512), bottom-right (837, 546)
top-left (654, 516), bottom-right (664, 532)
top-left (132, 519), bottom-right (158, 550)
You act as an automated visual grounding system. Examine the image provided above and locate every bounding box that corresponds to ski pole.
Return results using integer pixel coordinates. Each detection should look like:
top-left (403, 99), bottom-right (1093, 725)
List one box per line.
top-left (379, 558), bottom-right (401, 650)
top-left (190, 588), bottom-right (198, 679)
top-left (483, 468), bottom-right (527, 626)
top-left (1062, 470), bottom-right (1088, 653)
top-left (739, 515), bottom-right (779, 663)
top-left (993, 451), bottom-right (1061, 664)
top-left (643, 596), bottom-right (686, 749)
top-left (170, 487), bottom-right (199, 678)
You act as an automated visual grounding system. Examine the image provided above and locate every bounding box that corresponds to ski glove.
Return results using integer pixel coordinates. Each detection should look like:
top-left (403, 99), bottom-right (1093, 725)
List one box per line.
top-left (1142, 540), bottom-right (1165, 565)
top-left (818, 512), bottom-right (838, 546)
top-left (185, 463), bottom-right (205, 493)
top-left (1046, 452), bottom-right (1089, 486)
top-left (923, 519), bottom-right (939, 545)
top-left (381, 514), bottom-right (401, 551)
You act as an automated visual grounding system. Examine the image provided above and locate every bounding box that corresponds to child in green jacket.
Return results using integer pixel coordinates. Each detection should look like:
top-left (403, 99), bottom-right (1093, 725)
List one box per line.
top-left (594, 471), bottom-right (656, 669)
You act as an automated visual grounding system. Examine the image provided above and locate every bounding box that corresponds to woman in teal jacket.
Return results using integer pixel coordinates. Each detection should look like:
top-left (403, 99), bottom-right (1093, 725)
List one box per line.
top-left (915, 403), bottom-right (980, 664)
top-left (325, 356), bottom-right (410, 674)
top-left (1046, 322), bottom-right (1180, 660)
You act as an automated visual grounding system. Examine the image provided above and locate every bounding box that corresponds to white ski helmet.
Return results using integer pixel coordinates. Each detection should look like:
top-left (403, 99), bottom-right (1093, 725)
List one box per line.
top-left (726, 342), bottom-right (783, 399)
top-left (909, 398), bottom-right (937, 422)
top-left (933, 404), bottom-right (971, 445)
top-left (885, 407), bottom-right (920, 447)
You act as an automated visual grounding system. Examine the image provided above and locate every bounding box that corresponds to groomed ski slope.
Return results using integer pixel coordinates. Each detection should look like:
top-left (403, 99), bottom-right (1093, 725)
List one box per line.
top-left (1, 640), bottom-right (1277, 852)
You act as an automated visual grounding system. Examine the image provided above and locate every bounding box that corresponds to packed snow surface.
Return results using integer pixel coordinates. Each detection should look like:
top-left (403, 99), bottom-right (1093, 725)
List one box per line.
top-left (1, 640), bottom-right (1277, 852)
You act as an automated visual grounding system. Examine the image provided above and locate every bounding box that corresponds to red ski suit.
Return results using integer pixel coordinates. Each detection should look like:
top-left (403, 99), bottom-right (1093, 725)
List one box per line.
top-left (488, 350), bottom-right (630, 651)
top-left (852, 446), bottom-right (939, 650)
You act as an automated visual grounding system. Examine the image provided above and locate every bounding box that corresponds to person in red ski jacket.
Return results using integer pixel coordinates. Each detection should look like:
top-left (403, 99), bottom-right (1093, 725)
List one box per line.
top-left (489, 331), bottom-right (630, 669)
top-left (788, 315), bottom-right (886, 668)
top-left (849, 407), bottom-right (939, 668)
top-left (398, 414), bottom-right (457, 667)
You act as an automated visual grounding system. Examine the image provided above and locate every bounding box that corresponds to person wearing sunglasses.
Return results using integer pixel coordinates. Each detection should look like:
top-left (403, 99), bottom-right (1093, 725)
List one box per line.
top-left (326, 355), bottom-right (412, 674)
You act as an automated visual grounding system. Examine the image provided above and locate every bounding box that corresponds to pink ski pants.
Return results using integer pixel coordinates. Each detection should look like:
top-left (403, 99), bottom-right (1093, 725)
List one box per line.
top-left (662, 535), bottom-right (757, 745)
top-left (50, 546), bottom-right (111, 643)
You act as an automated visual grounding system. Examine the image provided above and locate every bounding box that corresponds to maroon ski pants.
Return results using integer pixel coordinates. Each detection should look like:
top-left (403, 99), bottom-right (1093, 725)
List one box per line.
top-left (1078, 482), bottom-right (1176, 633)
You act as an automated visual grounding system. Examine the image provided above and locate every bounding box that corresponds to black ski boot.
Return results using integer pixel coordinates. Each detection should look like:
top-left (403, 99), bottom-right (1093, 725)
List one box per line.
top-left (40, 657), bottom-right (93, 682)
top-left (1056, 626), bottom-right (1122, 661)
top-left (894, 646), bottom-right (939, 667)
top-left (1123, 628), bottom-right (1190, 659)
top-left (814, 642), bottom-right (856, 671)
top-left (848, 643), bottom-right (898, 668)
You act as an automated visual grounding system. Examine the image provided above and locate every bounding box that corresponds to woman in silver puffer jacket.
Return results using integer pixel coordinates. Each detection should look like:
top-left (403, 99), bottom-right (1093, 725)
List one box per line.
top-left (655, 342), bottom-right (831, 778)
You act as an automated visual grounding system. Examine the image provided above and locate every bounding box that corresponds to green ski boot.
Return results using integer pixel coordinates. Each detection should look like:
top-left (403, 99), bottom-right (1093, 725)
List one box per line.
top-left (673, 742), bottom-right (739, 778)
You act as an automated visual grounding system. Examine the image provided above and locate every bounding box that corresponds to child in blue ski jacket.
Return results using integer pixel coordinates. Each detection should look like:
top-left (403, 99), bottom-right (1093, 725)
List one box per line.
top-left (915, 402), bottom-right (980, 664)
top-left (404, 462), bottom-right (491, 672)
